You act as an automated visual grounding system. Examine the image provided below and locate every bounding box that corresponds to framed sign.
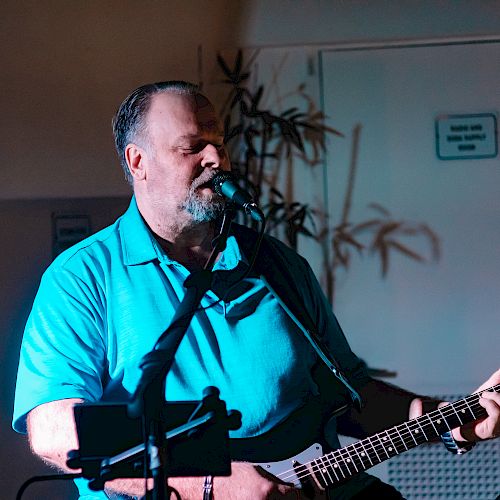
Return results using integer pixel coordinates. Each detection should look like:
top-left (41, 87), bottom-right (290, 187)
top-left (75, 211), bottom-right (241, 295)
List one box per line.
top-left (52, 213), bottom-right (91, 258)
top-left (435, 113), bottom-right (497, 160)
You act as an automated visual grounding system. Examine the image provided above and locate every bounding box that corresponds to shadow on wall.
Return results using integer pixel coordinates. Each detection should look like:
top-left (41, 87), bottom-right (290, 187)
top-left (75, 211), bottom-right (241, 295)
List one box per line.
top-left (1, 197), bottom-right (130, 499)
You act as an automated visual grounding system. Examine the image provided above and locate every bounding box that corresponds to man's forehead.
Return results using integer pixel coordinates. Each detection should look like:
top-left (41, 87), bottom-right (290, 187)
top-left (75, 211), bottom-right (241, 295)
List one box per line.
top-left (148, 92), bottom-right (221, 133)
top-left (149, 91), bottom-right (212, 115)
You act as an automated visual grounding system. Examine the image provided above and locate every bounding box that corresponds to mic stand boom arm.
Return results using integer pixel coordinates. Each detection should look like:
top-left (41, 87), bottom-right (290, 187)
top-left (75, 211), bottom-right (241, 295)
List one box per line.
top-left (127, 207), bottom-right (235, 499)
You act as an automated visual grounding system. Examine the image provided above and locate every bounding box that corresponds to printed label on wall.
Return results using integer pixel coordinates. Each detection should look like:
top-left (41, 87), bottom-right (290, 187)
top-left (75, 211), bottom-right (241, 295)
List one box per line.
top-left (435, 113), bottom-right (497, 160)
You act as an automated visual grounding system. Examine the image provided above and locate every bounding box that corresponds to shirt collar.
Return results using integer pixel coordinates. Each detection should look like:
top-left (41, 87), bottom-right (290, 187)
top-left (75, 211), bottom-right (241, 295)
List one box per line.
top-left (119, 196), bottom-right (246, 270)
top-left (214, 234), bottom-right (246, 271)
top-left (119, 197), bottom-right (163, 266)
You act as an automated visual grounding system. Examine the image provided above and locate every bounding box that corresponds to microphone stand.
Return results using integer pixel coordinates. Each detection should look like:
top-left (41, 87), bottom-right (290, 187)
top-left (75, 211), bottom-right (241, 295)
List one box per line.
top-left (127, 207), bottom-right (235, 500)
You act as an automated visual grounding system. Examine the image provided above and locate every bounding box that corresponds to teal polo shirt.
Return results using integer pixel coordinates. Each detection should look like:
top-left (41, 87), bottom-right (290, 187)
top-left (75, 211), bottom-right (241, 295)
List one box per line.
top-left (13, 197), bottom-right (369, 499)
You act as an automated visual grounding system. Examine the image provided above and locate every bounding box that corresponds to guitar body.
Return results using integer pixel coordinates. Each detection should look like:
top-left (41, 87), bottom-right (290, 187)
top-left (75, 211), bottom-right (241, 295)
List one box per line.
top-left (229, 395), bottom-right (343, 464)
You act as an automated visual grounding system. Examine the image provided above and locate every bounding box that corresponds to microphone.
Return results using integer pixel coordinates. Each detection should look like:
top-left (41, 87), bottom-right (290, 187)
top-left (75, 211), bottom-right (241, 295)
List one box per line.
top-left (211, 172), bottom-right (264, 222)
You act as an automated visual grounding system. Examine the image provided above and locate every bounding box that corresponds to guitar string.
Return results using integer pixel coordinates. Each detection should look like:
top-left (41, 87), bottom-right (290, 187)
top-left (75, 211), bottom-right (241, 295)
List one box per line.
top-left (274, 385), bottom-right (498, 485)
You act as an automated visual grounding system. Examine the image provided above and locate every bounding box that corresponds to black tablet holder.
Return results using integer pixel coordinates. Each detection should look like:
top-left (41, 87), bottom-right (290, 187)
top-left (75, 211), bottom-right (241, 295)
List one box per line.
top-left (67, 386), bottom-right (241, 492)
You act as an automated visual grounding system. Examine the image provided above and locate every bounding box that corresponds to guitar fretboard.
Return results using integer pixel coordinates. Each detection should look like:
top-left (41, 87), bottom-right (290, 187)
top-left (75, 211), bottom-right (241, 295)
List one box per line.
top-left (284, 384), bottom-right (499, 488)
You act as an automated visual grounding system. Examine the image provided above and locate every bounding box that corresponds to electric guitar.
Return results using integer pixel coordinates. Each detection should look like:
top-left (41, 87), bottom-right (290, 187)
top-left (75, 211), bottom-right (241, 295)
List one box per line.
top-left (240, 384), bottom-right (499, 490)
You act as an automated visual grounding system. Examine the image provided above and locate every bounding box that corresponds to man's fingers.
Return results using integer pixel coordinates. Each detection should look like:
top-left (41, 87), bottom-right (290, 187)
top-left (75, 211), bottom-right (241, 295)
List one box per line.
top-left (478, 391), bottom-right (500, 438)
top-left (408, 398), bottom-right (424, 419)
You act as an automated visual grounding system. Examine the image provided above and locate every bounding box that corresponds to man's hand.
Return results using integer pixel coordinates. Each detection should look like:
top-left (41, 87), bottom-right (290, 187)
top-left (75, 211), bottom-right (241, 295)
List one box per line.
top-left (452, 368), bottom-right (500, 442)
top-left (409, 368), bottom-right (500, 443)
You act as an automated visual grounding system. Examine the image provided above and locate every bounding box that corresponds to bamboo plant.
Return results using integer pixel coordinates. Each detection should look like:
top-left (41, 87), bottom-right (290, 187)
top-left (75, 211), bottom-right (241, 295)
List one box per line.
top-left (216, 50), bottom-right (439, 305)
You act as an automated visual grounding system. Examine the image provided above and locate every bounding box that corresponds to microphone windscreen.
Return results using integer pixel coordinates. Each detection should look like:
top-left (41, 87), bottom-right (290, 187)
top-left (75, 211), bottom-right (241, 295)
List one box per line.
top-left (211, 172), bottom-right (234, 196)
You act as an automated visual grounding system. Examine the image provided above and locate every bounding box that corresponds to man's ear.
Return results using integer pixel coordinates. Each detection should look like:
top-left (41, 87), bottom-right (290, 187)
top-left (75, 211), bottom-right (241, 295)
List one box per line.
top-left (125, 143), bottom-right (147, 181)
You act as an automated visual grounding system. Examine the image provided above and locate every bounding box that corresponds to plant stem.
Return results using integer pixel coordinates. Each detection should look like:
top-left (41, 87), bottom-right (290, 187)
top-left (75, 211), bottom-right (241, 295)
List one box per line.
top-left (341, 124), bottom-right (362, 225)
top-left (330, 124), bottom-right (362, 304)
top-left (256, 125), bottom-right (268, 203)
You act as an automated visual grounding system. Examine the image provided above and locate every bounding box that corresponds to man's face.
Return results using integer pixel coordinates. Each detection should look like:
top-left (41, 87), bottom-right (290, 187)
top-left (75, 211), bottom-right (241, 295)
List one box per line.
top-left (135, 92), bottom-right (230, 225)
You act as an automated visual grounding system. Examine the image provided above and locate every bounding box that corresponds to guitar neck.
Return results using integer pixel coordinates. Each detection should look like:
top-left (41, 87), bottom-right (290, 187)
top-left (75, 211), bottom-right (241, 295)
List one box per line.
top-left (299, 384), bottom-right (499, 488)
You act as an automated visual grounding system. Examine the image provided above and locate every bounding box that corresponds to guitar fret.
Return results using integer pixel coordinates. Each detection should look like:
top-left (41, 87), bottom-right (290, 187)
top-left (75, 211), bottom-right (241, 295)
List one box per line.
top-left (345, 446), bottom-right (360, 473)
top-left (470, 395), bottom-right (485, 416)
top-left (374, 430), bottom-right (402, 458)
top-left (463, 396), bottom-right (477, 420)
top-left (366, 435), bottom-right (382, 463)
top-left (350, 442), bottom-right (369, 471)
top-left (387, 428), bottom-right (408, 454)
top-left (403, 421), bottom-right (419, 446)
top-left (357, 439), bottom-right (375, 467)
top-left (336, 449), bottom-right (356, 476)
top-left (408, 418), bottom-right (429, 444)
top-left (457, 400), bottom-right (476, 423)
top-left (374, 433), bottom-right (391, 459)
top-left (442, 406), bottom-right (462, 429)
top-left (311, 457), bottom-right (329, 488)
top-left (330, 450), bottom-right (347, 479)
top-left (325, 456), bottom-right (340, 484)
top-left (337, 456), bottom-right (350, 479)
top-left (428, 409), bottom-right (450, 434)
top-left (393, 424), bottom-right (410, 451)
top-left (424, 413), bottom-right (440, 439)
top-left (452, 404), bottom-right (464, 426)
top-left (316, 454), bottom-right (335, 486)
top-left (437, 407), bottom-right (453, 431)
top-left (381, 429), bottom-right (399, 457)
top-left (323, 454), bottom-right (340, 484)
top-left (418, 418), bottom-right (430, 441)
top-left (324, 452), bottom-right (342, 483)
top-left (400, 424), bottom-right (418, 447)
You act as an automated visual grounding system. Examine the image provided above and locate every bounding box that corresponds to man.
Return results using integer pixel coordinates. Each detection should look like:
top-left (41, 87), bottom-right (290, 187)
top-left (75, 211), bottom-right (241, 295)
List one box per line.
top-left (13, 81), bottom-right (500, 499)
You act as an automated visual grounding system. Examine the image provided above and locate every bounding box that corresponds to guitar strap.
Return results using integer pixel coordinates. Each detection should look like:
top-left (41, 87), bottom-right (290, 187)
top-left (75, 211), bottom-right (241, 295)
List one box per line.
top-left (231, 224), bottom-right (363, 411)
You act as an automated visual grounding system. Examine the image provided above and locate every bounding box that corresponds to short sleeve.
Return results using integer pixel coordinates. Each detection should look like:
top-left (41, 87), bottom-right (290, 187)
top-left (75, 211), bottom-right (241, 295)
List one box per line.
top-left (13, 263), bottom-right (107, 434)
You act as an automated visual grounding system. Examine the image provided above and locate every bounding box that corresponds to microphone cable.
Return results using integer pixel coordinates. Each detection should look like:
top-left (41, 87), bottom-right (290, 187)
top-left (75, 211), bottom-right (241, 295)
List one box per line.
top-left (16, 473), bottom-right (82, 500)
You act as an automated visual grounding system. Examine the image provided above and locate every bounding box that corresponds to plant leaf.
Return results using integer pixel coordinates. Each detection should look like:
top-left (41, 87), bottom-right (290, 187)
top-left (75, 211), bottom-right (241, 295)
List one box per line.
top-left (386, 240), bottom-right (425, 262)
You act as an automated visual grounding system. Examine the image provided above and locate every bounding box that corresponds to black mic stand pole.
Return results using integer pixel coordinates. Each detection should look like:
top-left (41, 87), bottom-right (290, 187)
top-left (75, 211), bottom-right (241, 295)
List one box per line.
top-left (127, 207), bottom-right (235, 500)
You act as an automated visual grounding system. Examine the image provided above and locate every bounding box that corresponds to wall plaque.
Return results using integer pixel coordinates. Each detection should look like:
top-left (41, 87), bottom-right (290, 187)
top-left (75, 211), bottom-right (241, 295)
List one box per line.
top-left (435, 113), bottom-right (497, 160)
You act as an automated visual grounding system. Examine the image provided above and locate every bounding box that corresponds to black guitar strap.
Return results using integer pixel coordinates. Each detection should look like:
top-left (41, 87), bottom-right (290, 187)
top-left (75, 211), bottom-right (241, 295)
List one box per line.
top-left (231, 224), bottom-right (363, 411)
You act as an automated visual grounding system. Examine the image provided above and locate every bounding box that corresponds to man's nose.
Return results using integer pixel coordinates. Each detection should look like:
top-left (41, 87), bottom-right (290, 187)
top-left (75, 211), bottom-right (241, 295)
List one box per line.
top-left (201, 144), bottom-right (226, 169)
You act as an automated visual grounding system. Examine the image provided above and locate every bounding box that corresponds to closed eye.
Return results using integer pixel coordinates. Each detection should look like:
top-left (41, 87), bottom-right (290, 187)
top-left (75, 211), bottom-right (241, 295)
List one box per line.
top-left (181, 142), bottom-right (225, 154)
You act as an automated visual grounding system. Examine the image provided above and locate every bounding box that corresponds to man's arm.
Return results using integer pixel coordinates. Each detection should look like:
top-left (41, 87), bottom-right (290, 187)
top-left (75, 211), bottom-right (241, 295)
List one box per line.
top-left (27, 400), bottom-right (304, 499)
top-left (336, 378), bottom-right (423, 438)
top-left (27, 398), bottom-right (83, 471)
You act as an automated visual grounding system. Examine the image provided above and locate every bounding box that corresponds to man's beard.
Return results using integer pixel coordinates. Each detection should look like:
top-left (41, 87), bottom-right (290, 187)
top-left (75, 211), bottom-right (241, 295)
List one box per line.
top-left (181, 174), bottom-right (226, 223)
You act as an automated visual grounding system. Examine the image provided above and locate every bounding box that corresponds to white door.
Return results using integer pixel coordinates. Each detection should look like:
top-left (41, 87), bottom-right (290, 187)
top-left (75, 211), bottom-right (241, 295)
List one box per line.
top-left (320, 41), bottom-right (500, 395)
